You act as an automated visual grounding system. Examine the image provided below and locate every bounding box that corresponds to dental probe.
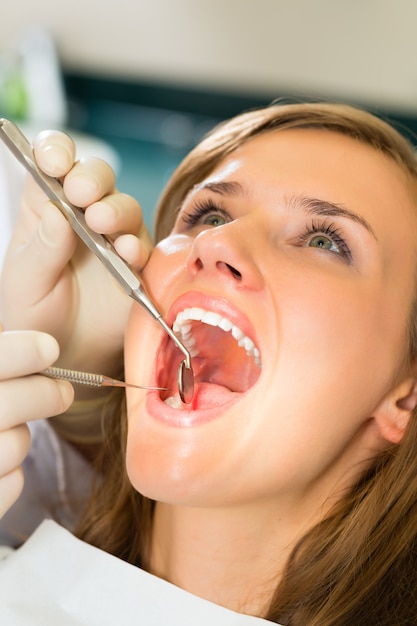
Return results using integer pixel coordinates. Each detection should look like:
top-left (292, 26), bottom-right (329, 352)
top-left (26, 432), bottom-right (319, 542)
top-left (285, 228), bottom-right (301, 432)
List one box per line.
top-left (42, 366), bottom-right (170, 391)
top-left (0, 118), bottom-right (194, 404)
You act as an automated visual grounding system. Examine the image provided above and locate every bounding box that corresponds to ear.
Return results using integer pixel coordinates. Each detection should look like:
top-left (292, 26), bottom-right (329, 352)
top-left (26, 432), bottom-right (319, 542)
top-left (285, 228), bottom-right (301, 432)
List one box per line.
top-left (373, 377), bottom-right (417, 444)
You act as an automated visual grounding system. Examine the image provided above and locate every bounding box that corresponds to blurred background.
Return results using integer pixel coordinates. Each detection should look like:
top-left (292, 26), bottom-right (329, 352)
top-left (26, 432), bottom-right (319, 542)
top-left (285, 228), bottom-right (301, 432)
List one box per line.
top-left (1, 0), bottom-right (417, 254)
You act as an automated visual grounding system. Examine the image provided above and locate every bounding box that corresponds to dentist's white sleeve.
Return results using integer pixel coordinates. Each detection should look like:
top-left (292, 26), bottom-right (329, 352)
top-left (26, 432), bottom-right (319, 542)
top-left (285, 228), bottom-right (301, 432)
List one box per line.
top-left (0, 419), bottom-right (93, 547)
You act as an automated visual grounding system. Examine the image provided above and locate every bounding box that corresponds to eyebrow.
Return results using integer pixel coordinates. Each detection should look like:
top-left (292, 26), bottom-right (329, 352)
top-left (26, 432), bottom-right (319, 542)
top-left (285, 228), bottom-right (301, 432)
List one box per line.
top-left (194, 180), bottom-right (377, 240)
top-left (193, 180), bottom-right (246, 197)
top-left (288, 194), bottom-right (377, 240)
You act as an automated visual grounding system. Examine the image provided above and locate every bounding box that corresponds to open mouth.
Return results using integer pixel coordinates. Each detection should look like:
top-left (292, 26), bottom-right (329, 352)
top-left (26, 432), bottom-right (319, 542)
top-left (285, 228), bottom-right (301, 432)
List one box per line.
top-left (156, 307), bottom-right (262, 410)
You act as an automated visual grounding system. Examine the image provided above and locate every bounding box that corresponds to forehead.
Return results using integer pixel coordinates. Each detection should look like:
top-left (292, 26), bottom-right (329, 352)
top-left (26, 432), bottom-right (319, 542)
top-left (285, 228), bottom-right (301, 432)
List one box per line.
top-left (209, 128), bottom-right (408, 188)
top-left (203, 128), bottom-right (417, 230)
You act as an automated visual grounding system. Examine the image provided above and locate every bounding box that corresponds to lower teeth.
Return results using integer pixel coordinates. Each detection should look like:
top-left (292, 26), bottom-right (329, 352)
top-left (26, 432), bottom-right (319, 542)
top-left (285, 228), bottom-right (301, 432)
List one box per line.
top-left (164, 395), bottom-right (183, 409)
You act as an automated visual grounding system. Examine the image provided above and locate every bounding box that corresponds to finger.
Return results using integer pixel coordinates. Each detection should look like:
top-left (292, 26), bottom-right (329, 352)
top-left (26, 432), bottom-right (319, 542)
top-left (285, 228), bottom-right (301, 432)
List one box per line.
top-left (0, 424), bottom-right (31, 475)
top-left (85, 192), bottom-right (146, 237)
top-left (63, 157), bottom-right (116, 208)
top-left (6, 175), bottom-right (67, 246)
top-left (1, 202), bottom-right (76, 308)
top-left (0, 467), bottom-right (25, 519)
top-left (0, 330), bottom-right (59, 378)
top-left (33, 130), bottom-right (76, 178)
top-left (114, 233), bottom-right (153, 270)
top-left (0, 376), bottom-right (74, 430)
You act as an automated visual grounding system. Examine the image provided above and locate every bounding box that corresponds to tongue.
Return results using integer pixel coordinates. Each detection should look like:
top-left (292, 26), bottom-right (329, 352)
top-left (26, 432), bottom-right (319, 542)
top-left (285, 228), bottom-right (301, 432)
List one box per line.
top-left (191, 381), bottom-right (241, 410)
top-left (164, 379), bottom-right (242, 411)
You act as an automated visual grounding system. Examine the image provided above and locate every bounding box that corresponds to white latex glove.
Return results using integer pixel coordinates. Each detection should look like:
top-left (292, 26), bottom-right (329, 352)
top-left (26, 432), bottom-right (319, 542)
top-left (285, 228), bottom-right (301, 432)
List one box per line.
top-left (0, 327), bottom-right (73, 519)
top-left (0, 130), bottom-right (153, 446)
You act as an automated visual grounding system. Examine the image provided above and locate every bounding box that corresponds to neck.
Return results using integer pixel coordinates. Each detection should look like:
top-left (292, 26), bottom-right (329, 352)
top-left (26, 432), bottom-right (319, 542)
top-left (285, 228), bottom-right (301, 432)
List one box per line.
top-left (149, 500), bottom-right (313, 616)
top-left (146, 420), bottom-right (376, 615)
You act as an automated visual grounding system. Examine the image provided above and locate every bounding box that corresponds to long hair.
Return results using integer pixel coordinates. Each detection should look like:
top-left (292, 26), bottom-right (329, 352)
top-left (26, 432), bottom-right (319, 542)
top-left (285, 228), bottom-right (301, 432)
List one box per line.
top-left (77, 102), bottom-right (417, 624)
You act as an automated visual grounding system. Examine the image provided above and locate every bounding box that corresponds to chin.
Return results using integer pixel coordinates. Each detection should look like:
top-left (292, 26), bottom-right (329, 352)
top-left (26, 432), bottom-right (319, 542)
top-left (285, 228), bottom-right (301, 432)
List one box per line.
top-left (124, 395), bottom-right (256, 508)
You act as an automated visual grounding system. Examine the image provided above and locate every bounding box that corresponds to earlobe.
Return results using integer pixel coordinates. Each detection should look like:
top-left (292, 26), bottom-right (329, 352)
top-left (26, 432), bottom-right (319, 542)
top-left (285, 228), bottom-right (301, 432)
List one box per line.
top-left (373, 377), bottom-right (417, 445)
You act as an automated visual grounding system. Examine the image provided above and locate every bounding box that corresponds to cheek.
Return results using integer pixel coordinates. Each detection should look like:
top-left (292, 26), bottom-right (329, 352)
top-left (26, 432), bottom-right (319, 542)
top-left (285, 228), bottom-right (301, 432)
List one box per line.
top-left (141, 234), bottom-right (192, 304)
top-left (274, 273), bottom-right (403, 401)
top-left (124, 305), bottom-right (151, 380)
top-left (124, 235), bottom-right (192, 379)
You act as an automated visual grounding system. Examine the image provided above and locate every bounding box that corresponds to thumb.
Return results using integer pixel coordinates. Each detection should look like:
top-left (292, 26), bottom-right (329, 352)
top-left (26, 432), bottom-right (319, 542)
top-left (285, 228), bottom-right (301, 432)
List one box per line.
top-left (3, 202), bottom-right (77, 307)
top-left (38, 201), bottom-right (76, 258)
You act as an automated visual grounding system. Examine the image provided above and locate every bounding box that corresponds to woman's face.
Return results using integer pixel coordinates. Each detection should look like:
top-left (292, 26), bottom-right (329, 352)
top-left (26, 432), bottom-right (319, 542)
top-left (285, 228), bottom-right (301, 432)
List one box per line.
top-left (125, 128), bottom-right (417, 511)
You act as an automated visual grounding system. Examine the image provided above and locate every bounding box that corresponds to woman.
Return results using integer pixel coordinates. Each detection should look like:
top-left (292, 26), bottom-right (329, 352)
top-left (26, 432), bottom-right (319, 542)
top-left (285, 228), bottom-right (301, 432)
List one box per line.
top-left (1, 102), bottom-right (417, 624)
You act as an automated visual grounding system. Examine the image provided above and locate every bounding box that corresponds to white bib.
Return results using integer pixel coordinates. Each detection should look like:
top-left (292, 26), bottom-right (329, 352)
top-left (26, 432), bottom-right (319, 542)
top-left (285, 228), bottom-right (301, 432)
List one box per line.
top-left (0, 520), bottom-right (279, 625)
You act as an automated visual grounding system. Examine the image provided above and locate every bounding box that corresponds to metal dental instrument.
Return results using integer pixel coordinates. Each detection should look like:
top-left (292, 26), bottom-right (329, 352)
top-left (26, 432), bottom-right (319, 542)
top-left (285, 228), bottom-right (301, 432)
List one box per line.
top-left (0, 118), bottom-right (194, 404)
top-left (42, 366), bottom-right (171, 391)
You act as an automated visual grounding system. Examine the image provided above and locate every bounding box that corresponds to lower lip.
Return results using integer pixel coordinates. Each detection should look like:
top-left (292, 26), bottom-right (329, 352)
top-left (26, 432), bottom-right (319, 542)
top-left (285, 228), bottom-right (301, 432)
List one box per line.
top-left (145, 383), bottom-right (243, 427)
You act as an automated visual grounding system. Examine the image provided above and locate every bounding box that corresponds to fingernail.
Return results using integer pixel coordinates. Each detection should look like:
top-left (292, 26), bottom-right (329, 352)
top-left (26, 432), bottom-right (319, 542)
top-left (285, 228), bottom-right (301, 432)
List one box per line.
top-left (40, 144), bottom-right (73, 177)
top-left (38, 213), bottom-right (54, 247)
top-left (37, 333), bottom-right (59, 363)
top-left (56, 379), bottom-right (75, 407)
top-left (38, 204), bottom-right (67, 248)
top-left (65, 173), bottom-right (100, 204)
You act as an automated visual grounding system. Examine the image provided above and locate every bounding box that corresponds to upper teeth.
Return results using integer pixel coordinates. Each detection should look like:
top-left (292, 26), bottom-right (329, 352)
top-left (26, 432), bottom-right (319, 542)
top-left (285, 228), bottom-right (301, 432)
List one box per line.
top-left (173, 307), bottom-right (261, 367)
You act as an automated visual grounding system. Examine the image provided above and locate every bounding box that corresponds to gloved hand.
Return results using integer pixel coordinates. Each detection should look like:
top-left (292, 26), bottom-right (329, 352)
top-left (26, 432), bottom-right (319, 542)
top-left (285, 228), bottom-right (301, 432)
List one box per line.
top-left (0, 130), bottom-right (153, 445)
top-left (0, 129), bottom-right (153, 388)
top-left (0, 327), bottom-right (73, 519)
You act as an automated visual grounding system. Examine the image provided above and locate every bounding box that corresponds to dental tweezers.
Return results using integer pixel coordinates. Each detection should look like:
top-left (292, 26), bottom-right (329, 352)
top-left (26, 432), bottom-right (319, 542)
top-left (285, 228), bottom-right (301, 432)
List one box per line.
top-left (0, 118), bottom-right (194, 403)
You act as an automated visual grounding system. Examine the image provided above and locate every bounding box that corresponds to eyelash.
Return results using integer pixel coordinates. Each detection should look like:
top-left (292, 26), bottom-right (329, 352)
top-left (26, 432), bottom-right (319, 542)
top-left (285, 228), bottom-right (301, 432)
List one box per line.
top-left (181, 199), bottom-right (230, 227)
top-left (180, 199), bottom-right (352, 263)
top-left (299, 220), bottom-right (352, 263)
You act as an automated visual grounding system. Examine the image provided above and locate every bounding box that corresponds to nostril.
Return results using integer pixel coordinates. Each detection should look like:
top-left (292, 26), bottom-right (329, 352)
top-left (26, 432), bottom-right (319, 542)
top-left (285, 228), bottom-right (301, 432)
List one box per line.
top-left (227, 264), bottom-right (242, 280)
top-left (191, 256), bottom-right (243, 281)
top-left (216, 261), bottom-right (242, 280)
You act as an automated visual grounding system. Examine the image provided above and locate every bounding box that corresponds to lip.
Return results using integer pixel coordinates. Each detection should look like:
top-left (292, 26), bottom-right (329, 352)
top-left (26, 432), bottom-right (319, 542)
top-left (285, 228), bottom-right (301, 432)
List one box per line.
top-left (145, 387), bottom-right (244, 427)
top-left (145, 290), bottom-right (260, 427)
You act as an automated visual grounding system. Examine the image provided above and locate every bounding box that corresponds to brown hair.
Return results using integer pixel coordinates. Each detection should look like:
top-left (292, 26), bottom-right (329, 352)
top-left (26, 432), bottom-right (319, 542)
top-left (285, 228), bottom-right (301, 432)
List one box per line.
top-left (78, 102), bottom-right (417, 624)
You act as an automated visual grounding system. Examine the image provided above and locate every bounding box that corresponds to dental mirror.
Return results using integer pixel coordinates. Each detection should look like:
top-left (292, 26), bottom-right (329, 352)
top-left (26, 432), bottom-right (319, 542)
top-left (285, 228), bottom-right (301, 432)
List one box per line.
top-left (178, 361), bottom-right (194, 405)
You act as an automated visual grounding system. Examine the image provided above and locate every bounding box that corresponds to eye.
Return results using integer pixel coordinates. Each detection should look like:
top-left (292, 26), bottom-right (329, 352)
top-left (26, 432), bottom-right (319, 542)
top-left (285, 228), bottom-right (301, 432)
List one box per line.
top-left (299, 220), bottom-right (352, 263)
top-left (180, 199), bottom-right (230, 229)
top-left (309, 234), bottom-right (336, 251)
top-left (202, 213), bottom-right (227, 227)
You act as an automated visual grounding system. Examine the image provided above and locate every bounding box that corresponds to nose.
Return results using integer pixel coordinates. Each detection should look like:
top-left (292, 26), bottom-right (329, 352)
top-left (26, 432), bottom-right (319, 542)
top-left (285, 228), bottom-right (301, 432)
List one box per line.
top-left (186, 222), bottom-right (264, 291)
